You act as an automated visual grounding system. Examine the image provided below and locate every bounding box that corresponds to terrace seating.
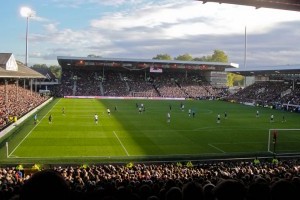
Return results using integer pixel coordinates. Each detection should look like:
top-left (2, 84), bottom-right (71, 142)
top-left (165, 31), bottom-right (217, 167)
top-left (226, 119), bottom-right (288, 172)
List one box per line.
top-left (59, 69), bottom-right (223, 99)
top-left (226, 81), bottom-right (290, 106)
top-left (0, 81), bottom-right (49, 130)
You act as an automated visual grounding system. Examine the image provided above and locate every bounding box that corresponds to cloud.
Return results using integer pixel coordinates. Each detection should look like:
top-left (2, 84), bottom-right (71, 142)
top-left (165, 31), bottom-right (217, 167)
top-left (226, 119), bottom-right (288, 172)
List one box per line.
top-left (50, 0), bottom-right (145, 8)
top-left (90, 1), bottom-right (300, 36)
top-left (28, 0), bottom-right (300, 67)
top-left (44, 23), bottom-right (58, 32)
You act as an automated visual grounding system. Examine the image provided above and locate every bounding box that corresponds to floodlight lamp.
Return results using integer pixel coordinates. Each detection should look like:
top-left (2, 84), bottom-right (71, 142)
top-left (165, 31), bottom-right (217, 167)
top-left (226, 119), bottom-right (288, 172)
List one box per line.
top-left (20, 7), bottom-right (35, 18)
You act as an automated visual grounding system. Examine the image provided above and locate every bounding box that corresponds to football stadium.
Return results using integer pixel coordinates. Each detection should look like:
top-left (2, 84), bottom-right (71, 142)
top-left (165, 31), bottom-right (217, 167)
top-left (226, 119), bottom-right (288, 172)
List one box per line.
top-left (2, 55), bottom-right (300, 164)
top-left (1, 53), bottom-right (300, 199)
top-left (1, 1), bottom-right (300, 200)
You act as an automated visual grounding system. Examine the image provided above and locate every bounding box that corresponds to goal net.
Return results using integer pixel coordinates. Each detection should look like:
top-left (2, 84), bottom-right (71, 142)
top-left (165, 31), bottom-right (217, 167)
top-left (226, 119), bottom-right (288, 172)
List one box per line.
top-left (268, 129), bottom-right (300, 155)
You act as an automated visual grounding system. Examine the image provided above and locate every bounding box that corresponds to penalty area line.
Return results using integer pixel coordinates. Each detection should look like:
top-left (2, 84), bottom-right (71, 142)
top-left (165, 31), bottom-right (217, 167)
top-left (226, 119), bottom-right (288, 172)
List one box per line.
top-left (208, 143), bottom-right (226, 153)
top-left (113, 131), bottom-right (129, 156)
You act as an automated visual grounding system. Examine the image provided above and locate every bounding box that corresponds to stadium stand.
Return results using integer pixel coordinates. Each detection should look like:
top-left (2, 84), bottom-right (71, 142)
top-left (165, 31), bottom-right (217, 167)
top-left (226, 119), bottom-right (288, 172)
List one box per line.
top-left (58, 56), bottom-right (232, 99)
top-left (224, 79), bottom-right (300, 112)
top-left (0, 80), bottom-right (49, 130)
top-left (0, 53), bottom-right (48, 131)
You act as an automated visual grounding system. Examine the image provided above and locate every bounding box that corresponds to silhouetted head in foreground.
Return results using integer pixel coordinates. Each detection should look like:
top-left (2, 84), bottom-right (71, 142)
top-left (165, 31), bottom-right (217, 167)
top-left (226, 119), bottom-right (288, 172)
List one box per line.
top-left (213, 179), bottom-right (246, 200)
top-left (20, 169), bottom-right (70, 200)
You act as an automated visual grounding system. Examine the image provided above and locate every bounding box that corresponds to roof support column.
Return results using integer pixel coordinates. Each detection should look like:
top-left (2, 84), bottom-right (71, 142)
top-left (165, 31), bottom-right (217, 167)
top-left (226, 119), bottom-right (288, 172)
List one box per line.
top-left (35, 79), bottom-right (37, 93)
top-left (4, 79), bottom-right (8, 105)
top-left (30, 79), bottom-right (33, 95)
top-left (292, 77), bottom-right (295, 91)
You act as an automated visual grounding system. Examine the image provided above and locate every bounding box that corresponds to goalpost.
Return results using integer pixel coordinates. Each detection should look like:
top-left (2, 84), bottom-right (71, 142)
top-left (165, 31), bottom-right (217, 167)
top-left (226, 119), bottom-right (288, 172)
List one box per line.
top-left (268, 129), bottom-right (300, 154)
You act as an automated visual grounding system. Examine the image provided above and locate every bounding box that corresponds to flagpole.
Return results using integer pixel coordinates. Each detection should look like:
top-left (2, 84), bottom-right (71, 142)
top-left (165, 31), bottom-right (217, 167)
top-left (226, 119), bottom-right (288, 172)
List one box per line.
top-left (244, 26), bottom-right (247, 87)
top-left (244, 26), bottom-right (247, 69)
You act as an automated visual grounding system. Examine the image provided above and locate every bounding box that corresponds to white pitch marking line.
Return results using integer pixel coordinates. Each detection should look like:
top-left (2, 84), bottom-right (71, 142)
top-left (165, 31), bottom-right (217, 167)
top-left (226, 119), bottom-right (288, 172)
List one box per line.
top-left (113, 131), bottom-right (129, 156)
top-left (208, 143), bottom-right (226, 153)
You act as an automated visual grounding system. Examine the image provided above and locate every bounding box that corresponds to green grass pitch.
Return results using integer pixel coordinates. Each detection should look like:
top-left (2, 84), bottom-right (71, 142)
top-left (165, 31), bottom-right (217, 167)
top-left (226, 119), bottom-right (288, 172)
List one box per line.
top-left (1, 98), bottom-right (300, 164)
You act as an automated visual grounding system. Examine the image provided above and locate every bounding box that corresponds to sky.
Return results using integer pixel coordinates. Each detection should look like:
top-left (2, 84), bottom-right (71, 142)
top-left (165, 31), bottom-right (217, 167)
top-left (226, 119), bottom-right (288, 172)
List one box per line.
top-left (2, 0), bottom-right (300, 68)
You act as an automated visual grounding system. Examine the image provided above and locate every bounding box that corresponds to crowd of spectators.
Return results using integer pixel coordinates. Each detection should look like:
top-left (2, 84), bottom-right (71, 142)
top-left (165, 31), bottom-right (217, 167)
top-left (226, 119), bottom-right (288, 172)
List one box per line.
top-left (225, 81), bottom-right (289, 105)
top-left (279, 83), bottom-right (300, 110)
top-left (0, 80), bottom-right (49, 130)
top-left (225, 80), bottom-right (300, 112)
top-left (152, 73), bottom-right (187, 98)
top-left (0, 158), bottom-right (300, 200)
top-left (121, 71), bottom-right (159, 97)
top-left (102, 71), bottom-right (130, 97)
top-left (60, 68), bottom-right (224, 99)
